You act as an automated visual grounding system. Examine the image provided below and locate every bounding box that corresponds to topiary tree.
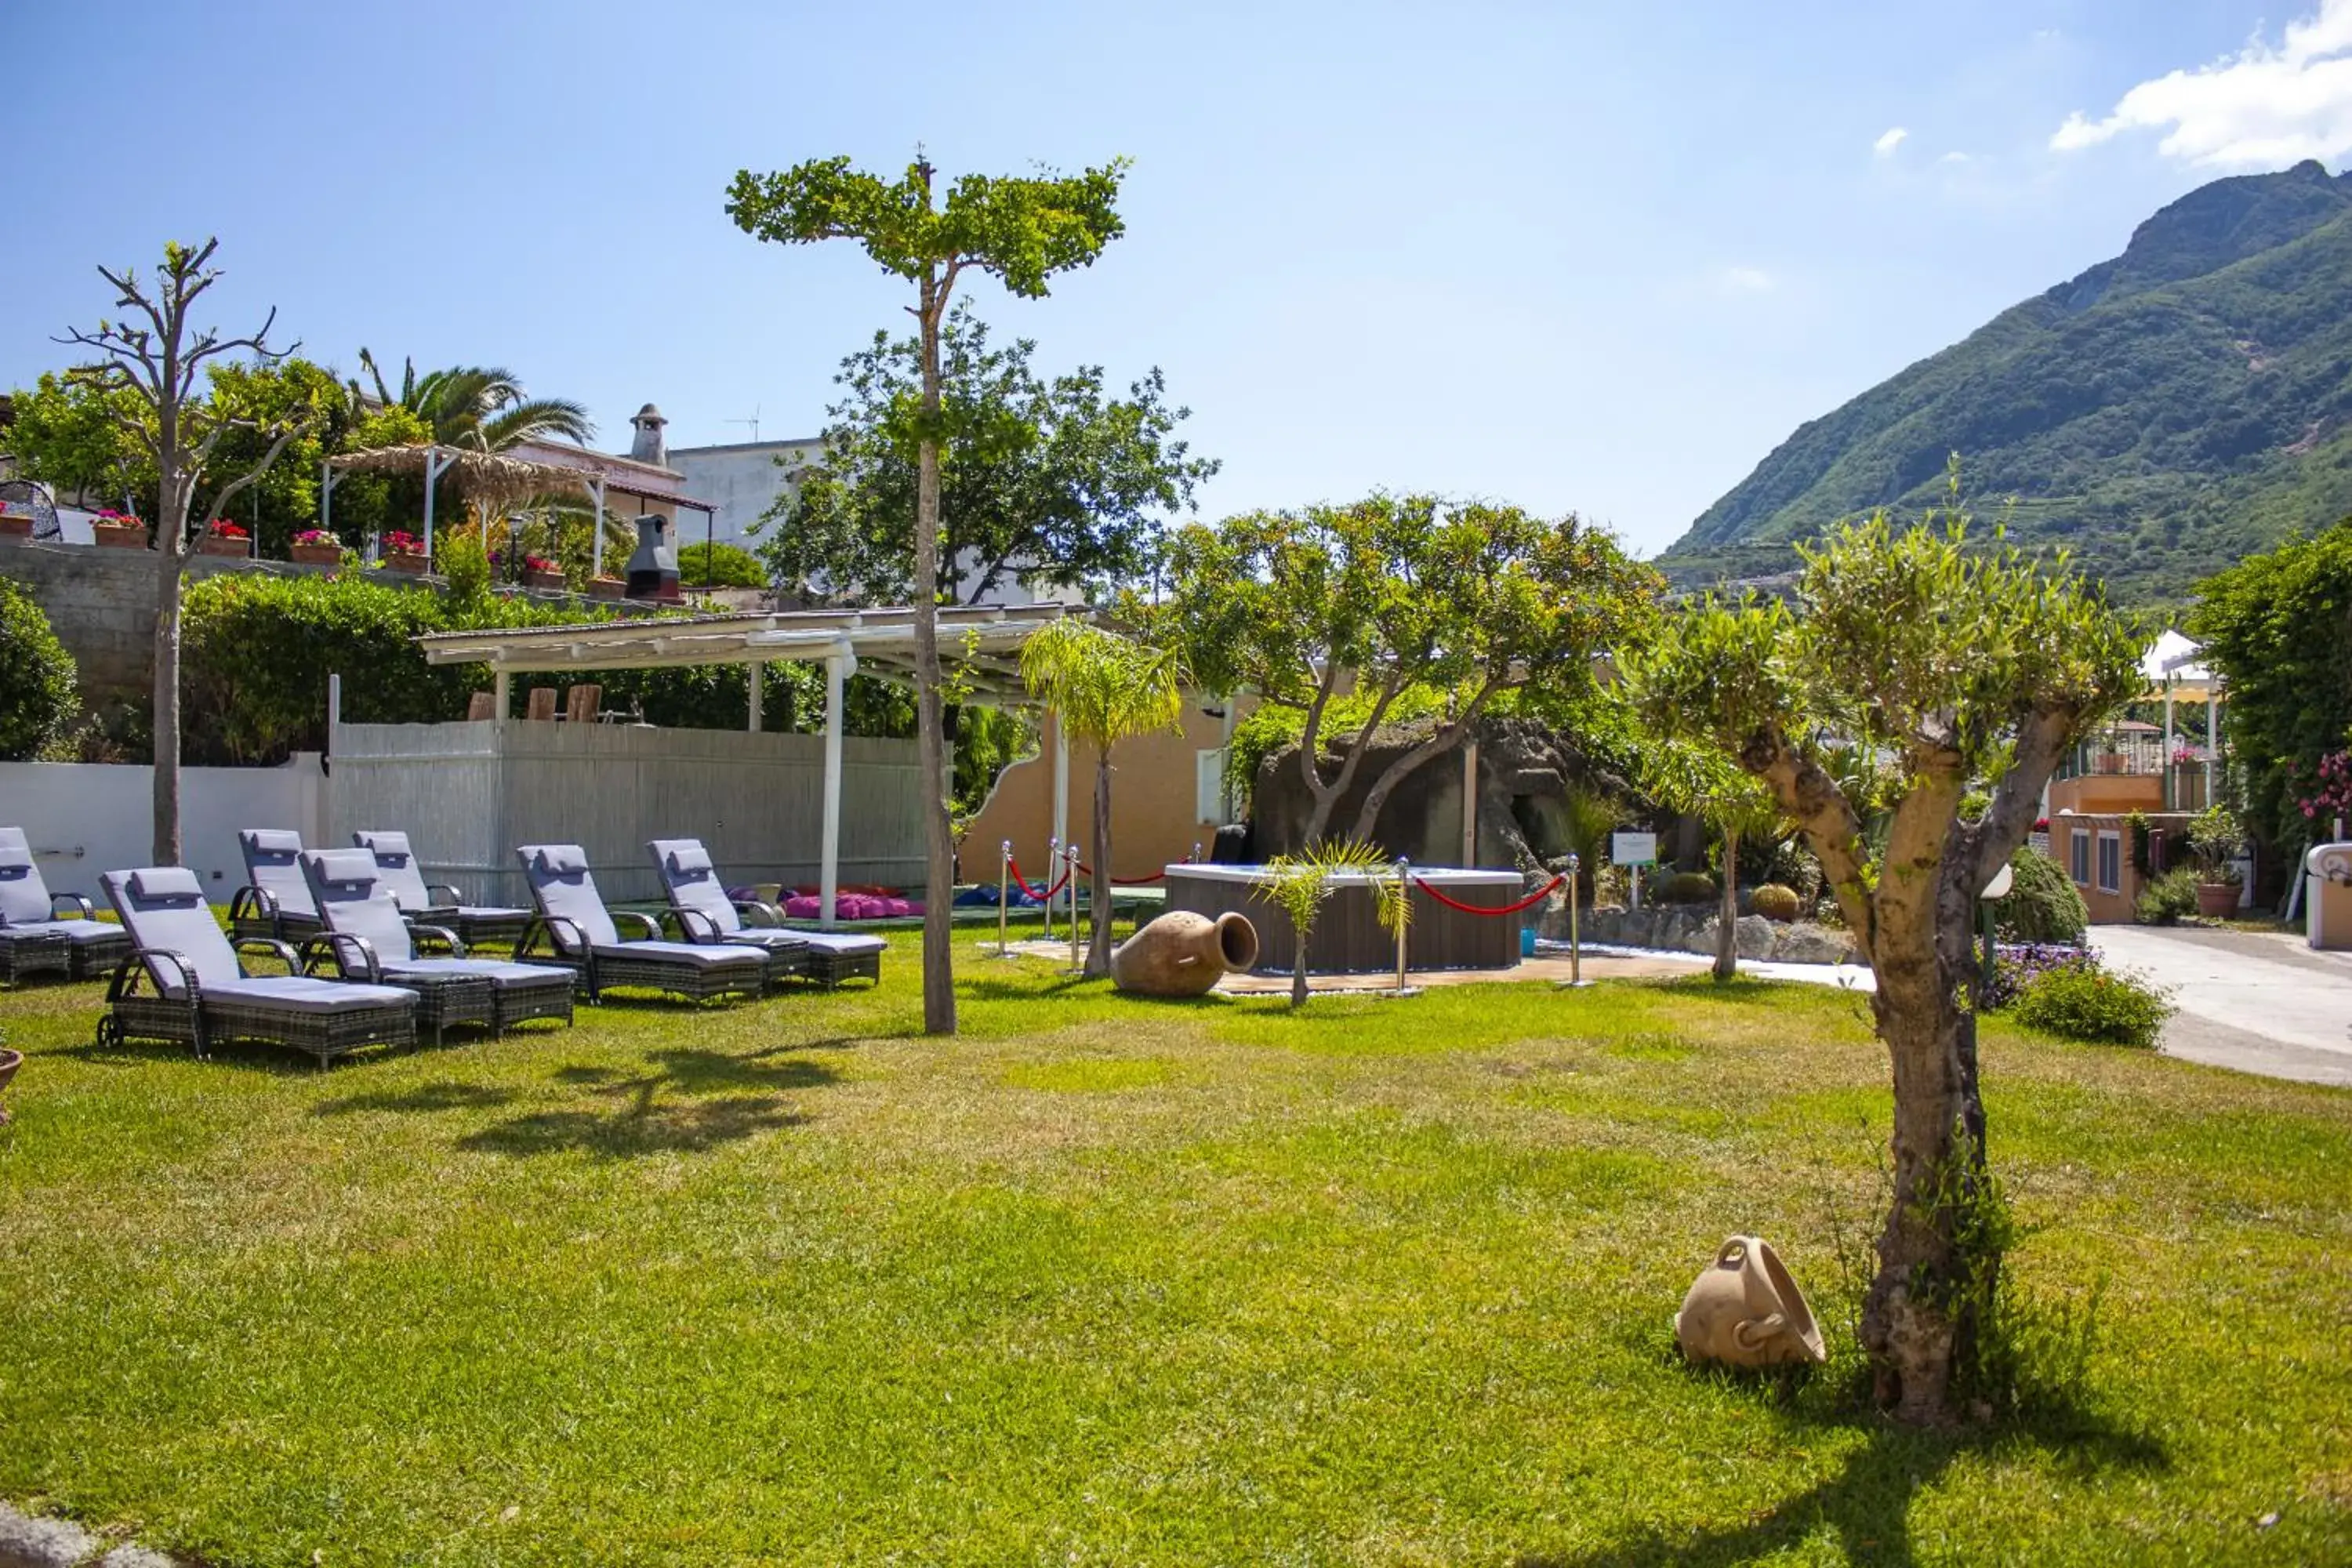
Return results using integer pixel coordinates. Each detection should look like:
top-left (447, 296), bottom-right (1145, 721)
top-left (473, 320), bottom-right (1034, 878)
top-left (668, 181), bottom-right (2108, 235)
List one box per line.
top-left (1624, 499), bottom-right (2142, 1424)
top-left (677, 541), bottom-right (770, 589)
top-left (1994, 847), bottom-right (2088, 945)
top-left (0, 579), bottom-right (78, 760)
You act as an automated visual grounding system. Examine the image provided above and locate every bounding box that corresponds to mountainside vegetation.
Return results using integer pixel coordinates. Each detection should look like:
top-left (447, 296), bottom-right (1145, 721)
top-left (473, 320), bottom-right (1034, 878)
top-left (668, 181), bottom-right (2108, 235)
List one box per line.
top-left (1664, 161), bottom-right (2352, 602)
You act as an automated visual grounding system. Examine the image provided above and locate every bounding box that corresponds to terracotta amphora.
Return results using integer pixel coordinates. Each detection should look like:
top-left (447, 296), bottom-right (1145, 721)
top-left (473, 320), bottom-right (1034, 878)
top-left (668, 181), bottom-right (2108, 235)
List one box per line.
top-left (1673, 1235), bottom-right (1826, 1368)
top-left (1109, 911), bottom-right (1259, 997)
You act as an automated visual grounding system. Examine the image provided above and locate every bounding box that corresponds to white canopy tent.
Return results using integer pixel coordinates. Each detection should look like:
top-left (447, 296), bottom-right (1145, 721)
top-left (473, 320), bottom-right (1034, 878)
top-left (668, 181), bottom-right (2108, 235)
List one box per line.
top-left (416, 604), bottom-right (1075, 926)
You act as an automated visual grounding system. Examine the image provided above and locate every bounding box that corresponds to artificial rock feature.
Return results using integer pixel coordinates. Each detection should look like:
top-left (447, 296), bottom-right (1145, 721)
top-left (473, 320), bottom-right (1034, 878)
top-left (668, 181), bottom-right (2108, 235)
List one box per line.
top-left (1110, 910), bottom-right (1259, 997)
top-left (1555, 905), bottom-right (1860, 966)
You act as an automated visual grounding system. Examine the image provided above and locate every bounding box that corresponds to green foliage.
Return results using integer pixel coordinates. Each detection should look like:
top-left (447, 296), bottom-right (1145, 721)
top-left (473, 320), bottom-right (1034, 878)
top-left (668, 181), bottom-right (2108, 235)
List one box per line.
top-left (437, 534), bottom-right (493, 604)
top-left (2134, 867), bottom-right (2201, 926)
top-left (1258, 838), bottom-right (1405, 1006)
top-left (353, 354), bottom-right (593, 451)
top-left (1998, 848), bottom-right (2089, 944)
top-left (1664, 162), bottom-right (2352, 603)
top-left (1018, 619), bottom-right (1185, 753)
top-left (2190, 517), bottom-right (2352, 859)
top-left (0, 370), bottom-right (146, 505)
top-left (176, 571), bottom-right (908, 766)
top-left (1659, 871), bottom-right (1719, 904)
top-left (1224, 683), bottom-right (1466, 816)
top-left (1751, 883), bottom-right (1801, 922)
top-left (1167, 495), bottom-right (1660, 844)
top-left (2187, 804), bottom-right (2244, 877)
top-left (760, 303), bottom-right (1214, 606)
top-left (0, 578), bottom-right (78, 760)
top-left (676, 541), bottom-right (768, 589)
top-left (2012, 963), bottom-right (2173, 1049)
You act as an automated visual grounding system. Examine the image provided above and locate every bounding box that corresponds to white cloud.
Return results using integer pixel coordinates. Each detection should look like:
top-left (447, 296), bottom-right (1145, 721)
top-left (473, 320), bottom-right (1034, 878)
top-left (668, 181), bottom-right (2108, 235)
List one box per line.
top-left (2052, 0), bottom-right (2352, 166)
top-left (1939, 151), bottom-right (1972, 165)
top-left (1717, 266), bottom-right (1776, 296)
top-left (1873, 126), bottom-right (1909, 156)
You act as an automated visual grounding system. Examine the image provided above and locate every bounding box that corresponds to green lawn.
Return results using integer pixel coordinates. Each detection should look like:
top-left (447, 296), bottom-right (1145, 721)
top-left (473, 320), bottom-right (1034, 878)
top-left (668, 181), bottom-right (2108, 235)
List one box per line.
top-left (2, 924), bottom-right (2348, 1565)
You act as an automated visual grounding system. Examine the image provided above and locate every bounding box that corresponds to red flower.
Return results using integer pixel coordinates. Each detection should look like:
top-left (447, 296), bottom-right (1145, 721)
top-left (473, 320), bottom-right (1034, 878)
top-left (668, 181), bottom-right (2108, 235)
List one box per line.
top-left (206, 519), bottom-right (249, 539)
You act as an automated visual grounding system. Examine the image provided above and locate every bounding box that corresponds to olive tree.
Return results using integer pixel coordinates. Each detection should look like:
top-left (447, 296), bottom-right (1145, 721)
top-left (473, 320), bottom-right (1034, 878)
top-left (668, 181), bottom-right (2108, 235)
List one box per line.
top-left (727, 154), bottom-right (1128, 1036)
top-left (1623, 507), bottom-right (2141, 1423)
top-left (1166, 496), bottom-right (1658, 849)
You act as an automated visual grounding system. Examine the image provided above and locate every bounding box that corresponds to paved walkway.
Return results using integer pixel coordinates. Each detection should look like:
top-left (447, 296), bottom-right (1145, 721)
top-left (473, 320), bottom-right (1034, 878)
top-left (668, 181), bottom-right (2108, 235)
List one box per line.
top-left (2089, 924), bottom-right (2352, 1087)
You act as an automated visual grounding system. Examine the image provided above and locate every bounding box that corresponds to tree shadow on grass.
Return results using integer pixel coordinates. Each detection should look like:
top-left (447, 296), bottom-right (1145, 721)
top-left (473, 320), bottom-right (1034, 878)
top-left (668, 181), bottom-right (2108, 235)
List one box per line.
top-left (458, 1046), bottom-right (840, 1160)
top-left (958, 975), bottom-right (1102, 1003)
top-left (314, 1081), bottom-right (517, 1116)
top-left (1516, 1392), bottom-right (2166, 1568)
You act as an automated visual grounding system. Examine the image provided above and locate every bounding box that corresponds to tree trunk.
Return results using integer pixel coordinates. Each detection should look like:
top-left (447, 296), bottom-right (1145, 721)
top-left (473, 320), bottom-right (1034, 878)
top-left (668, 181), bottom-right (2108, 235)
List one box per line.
top-left (151, 535), bottom-right (185, 866)
top-left (1712, 826), bottom-right (1739, 982)
top-left (913, 278), bottom-right (956, 1036)
top-left (1086, 751), bottom-right (1113, 976)
top-left (1858, 848), bottom-right (1991, 1423)
top-left (1290, 928), bottom-right (1310, 1008)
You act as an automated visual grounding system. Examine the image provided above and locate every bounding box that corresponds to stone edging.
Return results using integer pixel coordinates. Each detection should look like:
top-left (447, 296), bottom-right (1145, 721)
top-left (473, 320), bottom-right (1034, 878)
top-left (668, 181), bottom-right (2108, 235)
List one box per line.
top-left (0, 1502), bottom-right (188, 1568)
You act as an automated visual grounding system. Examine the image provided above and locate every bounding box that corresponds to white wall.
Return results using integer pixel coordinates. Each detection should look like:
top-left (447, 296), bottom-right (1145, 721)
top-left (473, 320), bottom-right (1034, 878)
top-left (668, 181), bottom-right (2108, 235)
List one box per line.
top-left (669, 440), bottom-right (822, 550)
top-left (0, 755), bottom-right (329, 903)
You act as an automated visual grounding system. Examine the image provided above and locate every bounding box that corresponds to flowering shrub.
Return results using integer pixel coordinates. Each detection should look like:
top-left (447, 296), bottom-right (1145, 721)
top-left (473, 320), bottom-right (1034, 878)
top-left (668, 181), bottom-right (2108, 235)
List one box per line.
top-left (381, 531), bottom-right (424, 555)
top-left (2298, 750), bottom-right (2352, 827)
top-left (523, 554), bottom-right (557, 573)
top-left (1984, 943), bottom-right (2095, 1010)
top-left (92, 509), bottom-right (142, 529)
top-left (295, 528), bottom-right (341, 547)
top-left (205, 519), bottom-right (249, 540)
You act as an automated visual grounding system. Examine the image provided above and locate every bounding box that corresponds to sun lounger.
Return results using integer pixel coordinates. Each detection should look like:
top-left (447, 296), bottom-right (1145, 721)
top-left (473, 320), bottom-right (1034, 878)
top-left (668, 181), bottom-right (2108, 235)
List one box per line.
top-left (230, 829), bottom-right (325, 944)
top-left (299, 850), bottom-right (575, 1040)
top-left (100, 866), bottom-right (415, 1067)
top-left (0, 826), bottom-right (130, 982)
top-left (646, 838), bottom-right (814, 989)
top-left (514, 844), bottom-right (767, 1004)
top-left (351, 830), bottom-right (533, 952)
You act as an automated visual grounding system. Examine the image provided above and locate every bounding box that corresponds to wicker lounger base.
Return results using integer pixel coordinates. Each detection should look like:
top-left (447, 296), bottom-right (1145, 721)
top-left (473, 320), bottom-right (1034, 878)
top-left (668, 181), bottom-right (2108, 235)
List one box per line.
top-left (796, 948), bottom-right (883, 989)
top-left (588, 951), bottom-right (766, 1004)
top-left (416, 910), bottom-right (533, 955)
top-left (0, 930), bottom-right (72, 985)
top-left (67, 931), bottom-right (133, 982)
top-left (492, 975), bottom-right (575, 1032)
top-left (230, 915), bottom-right (326, 946)
top-left (103, 992), bottom-right (416, 1068)
top-left (389, 974), bottom-right (498, 1044)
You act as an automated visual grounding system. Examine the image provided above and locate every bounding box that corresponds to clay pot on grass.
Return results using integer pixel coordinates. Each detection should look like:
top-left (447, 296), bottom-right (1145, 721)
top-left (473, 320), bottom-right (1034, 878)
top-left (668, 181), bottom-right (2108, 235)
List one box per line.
top-left (2195, 880), bottom-right (2241, 919)
top-left (1674, 1235), bottom-right (1825, 1369)
top-left (1110, 910), bottom-right (1258, 997)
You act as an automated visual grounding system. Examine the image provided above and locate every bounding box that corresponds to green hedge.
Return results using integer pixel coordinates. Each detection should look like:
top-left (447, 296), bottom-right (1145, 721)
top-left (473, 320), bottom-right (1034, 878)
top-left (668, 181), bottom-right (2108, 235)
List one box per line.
top-left (179, 571), bottom-right (907, 767)
top-left (0, 576), bottom-right (78, 760)
top-left (1994, 846), bottom-right (2089, 945)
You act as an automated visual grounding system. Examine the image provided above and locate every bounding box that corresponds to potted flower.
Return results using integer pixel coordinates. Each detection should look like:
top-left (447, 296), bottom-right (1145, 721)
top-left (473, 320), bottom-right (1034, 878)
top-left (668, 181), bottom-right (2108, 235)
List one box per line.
top-left (92, 510), bottom-right (147, 549)
top-left (2189, 804), bottom-right (2245, 919)
top-left (290, 527), bottom-right (343, 566)
top-left (0, 506), bottom-right (31, 539)
top-left (521, 554), bottom-right (567, 591)
top-left (379, 530), bottom-right (427, 572)
top-left (588, 574), bottom-right (627, 599)
top-left (198, 518), bottom-right (251, 557)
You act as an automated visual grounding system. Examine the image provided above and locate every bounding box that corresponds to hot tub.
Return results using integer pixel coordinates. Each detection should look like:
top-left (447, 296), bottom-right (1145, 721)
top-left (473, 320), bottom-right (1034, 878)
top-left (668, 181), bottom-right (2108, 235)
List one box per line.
top-left (1164, 864), bottom-right (1530, 975)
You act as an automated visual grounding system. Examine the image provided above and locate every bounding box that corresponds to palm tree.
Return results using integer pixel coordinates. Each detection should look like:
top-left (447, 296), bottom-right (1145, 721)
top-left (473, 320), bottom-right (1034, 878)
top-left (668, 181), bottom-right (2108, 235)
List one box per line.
top-left (353, 350), bottom-right (594, 452)
top-left (1260, 839), bottom-right (1409, 1007)
top-left (1018, 619), bottom-right (1186, 976)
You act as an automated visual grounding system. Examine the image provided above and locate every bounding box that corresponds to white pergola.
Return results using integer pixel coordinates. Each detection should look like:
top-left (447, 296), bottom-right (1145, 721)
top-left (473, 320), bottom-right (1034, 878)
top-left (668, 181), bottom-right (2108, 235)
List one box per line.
top-left (416, 603), bottom-right (1076, 925)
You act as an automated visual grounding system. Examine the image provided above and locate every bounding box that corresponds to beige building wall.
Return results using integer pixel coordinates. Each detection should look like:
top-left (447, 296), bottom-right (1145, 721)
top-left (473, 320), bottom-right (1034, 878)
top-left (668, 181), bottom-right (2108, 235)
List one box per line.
top-left (960, 694), bottom-right (1254, 885)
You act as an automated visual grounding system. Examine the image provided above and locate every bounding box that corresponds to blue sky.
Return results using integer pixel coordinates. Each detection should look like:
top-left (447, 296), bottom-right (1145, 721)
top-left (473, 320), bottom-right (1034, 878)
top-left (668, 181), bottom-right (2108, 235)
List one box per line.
top-left (5, 0), bottom-right (2343, 556)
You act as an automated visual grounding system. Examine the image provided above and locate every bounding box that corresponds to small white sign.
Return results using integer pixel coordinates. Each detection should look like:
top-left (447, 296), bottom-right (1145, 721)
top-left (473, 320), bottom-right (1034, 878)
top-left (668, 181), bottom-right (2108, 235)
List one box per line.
top-left (1611, 831), bottom-right (1658, 866)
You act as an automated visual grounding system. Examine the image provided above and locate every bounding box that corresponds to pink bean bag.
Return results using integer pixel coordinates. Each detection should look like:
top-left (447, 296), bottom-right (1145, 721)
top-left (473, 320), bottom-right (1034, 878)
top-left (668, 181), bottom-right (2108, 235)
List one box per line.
top-left (783, 895), bottom-right (821, 920)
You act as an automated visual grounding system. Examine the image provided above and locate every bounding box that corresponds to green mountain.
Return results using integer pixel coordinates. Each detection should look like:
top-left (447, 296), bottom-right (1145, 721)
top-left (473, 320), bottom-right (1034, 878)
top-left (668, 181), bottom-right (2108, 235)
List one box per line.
top-left (1663, 161), bottom-right (2352, 602)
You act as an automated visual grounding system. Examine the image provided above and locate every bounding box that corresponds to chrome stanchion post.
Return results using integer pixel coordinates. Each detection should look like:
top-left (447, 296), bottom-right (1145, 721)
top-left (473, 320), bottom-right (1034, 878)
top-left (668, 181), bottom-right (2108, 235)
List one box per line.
top-left (1568, 852), bottom-right (1583, 986)
top-left (1394, 856), bottom-right (1410, 993)
top-left (1043, 836), bottom-right (1058, 942)
top-left (1191, 840), bottom-right (1203, 864)
top-left (1068, 842), bottom-right (1083, 973)
top-left (996, 839), bottom-right (1011, 957)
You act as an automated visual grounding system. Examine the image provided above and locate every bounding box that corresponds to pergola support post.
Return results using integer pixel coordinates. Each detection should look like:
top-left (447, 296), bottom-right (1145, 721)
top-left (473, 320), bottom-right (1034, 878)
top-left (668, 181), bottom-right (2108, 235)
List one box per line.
top-left (493, 666), bottom-right (511, 728)
top-left (590, 477), bottom-right (608, 579)
top-left (422, 446), bottom-right (457, 569)
top-left (822, 648), bottom-right (853, 931)
top-left (748, 660), bottom-right (764, 732)
top-left (2163, 682), bottom-right (2176, 811)
top-left (1051, 714), bottom-right (1070, 874)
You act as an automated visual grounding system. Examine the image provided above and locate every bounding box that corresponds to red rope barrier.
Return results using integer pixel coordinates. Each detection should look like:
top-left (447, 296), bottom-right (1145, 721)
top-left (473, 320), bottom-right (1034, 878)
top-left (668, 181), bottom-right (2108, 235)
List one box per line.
top-left (1006, 858), bottom-right (1073, 902)
top-left (1410, 873), bottom-right (1563, 916)
top-left (1073, 862), bottom-right (1168, 884)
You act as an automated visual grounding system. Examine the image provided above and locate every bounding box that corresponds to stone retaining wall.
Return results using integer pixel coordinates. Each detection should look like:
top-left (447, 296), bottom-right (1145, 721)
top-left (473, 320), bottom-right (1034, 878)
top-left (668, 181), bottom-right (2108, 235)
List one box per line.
top-left (1542, 901), bottom-right (1860, 966)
